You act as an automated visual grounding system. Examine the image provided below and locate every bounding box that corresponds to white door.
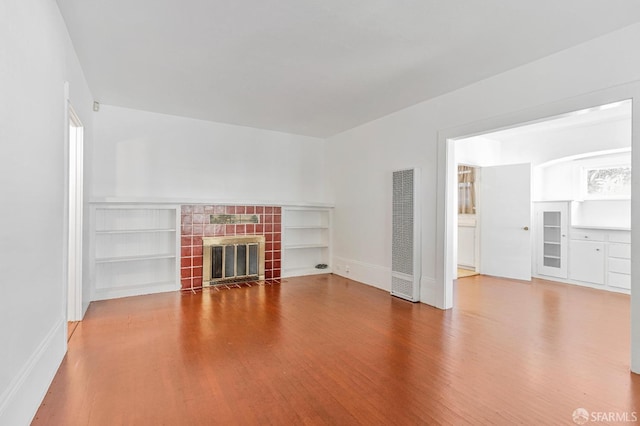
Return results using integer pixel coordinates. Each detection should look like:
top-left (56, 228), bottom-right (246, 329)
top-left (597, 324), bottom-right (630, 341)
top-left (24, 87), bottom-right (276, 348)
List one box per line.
top-left (479, 163), bottom-right (531, 281)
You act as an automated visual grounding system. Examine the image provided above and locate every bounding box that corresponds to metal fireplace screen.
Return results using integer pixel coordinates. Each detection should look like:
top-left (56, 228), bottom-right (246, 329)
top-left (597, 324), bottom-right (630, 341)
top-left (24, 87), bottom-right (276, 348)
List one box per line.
top-left (202, 235), bottom-right (265, 285)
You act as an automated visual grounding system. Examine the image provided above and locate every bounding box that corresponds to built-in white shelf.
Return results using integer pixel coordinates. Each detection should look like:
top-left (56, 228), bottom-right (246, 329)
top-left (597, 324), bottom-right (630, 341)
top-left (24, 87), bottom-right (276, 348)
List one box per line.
top-left (283, 267), bottom-right (330, 277)
top-left (96, 253), bottom-right (176, 264)
top-left (284, 243), bottom-right (329, 249)
top-left (90, 205), bottom-right (180, 300)
top-left (284, 226), bottom-right (330, 230)
top-left (282, 207), bottom-right (332, 278)
top-left (96, 228), bottom-right (176, 234)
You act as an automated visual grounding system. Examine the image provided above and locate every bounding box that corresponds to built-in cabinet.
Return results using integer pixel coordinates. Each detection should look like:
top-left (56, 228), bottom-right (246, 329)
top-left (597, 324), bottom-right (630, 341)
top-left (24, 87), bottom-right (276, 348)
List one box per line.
top-left (535, 201), bottom-right (631, 293)
top-left (90, 204), bottom-right (180, 300)
top-left (457, 215), bottom-right (477, 271)
top-left (535, 202), bottom-right (568, 279)
top-left (568, 228), bottom-right (630, 291)
top-left (282, 207), bottom-right (332, 277)
top-left (568, 239), bottom-right (605, 285)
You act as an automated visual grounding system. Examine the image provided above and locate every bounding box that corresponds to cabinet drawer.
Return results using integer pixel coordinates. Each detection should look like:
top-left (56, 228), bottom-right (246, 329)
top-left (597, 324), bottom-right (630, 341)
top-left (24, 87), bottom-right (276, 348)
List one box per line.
top-left (609, 257), bottom-right (631, 275)
top-left (570, 229), bottom-right (606, 241)
top-left (609, 231), bottom-right (631, 244)
top-left (608, 272), bottom-right (631, 290)
top-left (609, 243), bottom-right (631, 259)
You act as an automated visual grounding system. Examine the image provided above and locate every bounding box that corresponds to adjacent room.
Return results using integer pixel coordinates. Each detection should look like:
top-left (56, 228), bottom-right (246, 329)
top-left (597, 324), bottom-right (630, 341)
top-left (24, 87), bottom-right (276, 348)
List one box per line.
top-left (454, 100), bottom-right (632, 293)
top-left (2, 1), bottom-right (640, 424)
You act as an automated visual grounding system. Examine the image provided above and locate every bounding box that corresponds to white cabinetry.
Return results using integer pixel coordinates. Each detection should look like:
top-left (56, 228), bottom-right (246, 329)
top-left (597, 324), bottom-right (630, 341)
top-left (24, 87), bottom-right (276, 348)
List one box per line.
top-left (457, 215), bottom-right (476, 270)
top-left (91, 205), bottom-right (180, 300)
top-left (567, 227), bottom-right (630, 293)
top-left (534, 202), bottom-right (631, 294)
top-left (535, 202), bottom-right (568, 279)
top-left (569, 240), bottom-right (605, 285)
top-left (607, 232), bottom-right (631, 291)
top-left (282, 207), bottom-right (331, 277)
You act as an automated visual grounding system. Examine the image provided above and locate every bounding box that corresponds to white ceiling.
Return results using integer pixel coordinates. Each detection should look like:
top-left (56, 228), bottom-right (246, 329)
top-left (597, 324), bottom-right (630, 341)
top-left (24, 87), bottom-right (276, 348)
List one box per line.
top-left (56, 0), bottom-right (640, 137)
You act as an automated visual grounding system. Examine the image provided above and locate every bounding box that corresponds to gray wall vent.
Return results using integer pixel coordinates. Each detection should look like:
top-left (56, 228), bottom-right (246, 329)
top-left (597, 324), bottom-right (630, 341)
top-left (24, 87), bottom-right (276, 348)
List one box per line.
top-left (391, 168), bottom-right (421, 302)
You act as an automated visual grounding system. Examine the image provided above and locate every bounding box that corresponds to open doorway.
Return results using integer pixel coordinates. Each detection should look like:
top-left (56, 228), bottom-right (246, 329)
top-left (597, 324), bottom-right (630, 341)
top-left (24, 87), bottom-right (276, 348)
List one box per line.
top-left (436, 85), bottom-right (640, 372)
top-left (67, 104), bottom-right (84, 323)
top-left (456, 164), bottom-right (479, 278)
top-left (452, 100), bottom-right (631, 288)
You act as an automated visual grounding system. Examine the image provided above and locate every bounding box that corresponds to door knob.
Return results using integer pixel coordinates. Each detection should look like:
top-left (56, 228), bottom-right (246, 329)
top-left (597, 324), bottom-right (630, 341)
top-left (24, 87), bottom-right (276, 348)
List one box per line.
top-left (523, 226), bottom-right (529, 231)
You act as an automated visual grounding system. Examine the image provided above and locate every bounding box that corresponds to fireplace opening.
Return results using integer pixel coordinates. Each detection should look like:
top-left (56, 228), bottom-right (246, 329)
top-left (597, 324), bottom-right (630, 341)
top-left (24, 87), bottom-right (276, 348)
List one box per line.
top-left (203, 236), bottom-right (265, 286)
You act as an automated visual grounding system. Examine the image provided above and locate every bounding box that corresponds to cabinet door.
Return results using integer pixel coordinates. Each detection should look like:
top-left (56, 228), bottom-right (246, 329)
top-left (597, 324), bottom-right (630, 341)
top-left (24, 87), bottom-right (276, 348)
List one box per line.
top-left (536, 203), bottom-right (568, 279)
top-left (569, 240), bottom-right (605, 285)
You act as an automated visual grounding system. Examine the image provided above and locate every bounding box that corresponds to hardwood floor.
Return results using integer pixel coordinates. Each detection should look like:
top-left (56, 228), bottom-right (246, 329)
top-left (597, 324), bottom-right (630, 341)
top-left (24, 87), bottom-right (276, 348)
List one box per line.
top-left (67, 321), bottom-right (79, 342)
top-left (34, 274), bottom-right (639, 425)
top-left (457, 268), bottom-right (478, 278)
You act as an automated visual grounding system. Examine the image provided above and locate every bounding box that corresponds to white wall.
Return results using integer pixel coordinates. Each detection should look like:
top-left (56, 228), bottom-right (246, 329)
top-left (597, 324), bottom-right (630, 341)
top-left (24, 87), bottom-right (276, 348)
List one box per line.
top-left (455, 137), bottom-right (502, 166)
top-left (456, 116), bottom-right (631, 169)
top-left (0, 0), bottom-right (94, 424)
top-left (92, 105), bottom-right (328, 204)
top-left (573, 200), bottom-right (631, 229)
top-left (327, 23), bottom-right (640, 302)
top-left (500, 118), bottom-right (631, 166)
top-left (538, 151), bottom-right (631, 200)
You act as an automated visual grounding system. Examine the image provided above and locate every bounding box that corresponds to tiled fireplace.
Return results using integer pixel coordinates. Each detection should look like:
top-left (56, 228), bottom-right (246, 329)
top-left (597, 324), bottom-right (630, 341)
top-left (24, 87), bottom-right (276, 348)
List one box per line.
top-left (180, 205), bottom-right (281, 290)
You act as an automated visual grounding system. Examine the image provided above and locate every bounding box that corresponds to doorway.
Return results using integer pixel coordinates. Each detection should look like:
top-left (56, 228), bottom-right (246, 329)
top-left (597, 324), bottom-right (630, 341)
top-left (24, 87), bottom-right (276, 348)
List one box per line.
top-left (67, 105), bottom-right (84, 322)
top-left (452, 100), bottom-right (631, 285)
top-left (436, 86), bottom-right (640, 372)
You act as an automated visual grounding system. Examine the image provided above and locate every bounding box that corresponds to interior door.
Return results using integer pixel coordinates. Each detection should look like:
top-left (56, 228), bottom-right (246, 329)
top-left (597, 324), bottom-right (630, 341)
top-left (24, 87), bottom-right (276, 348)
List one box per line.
top-left (479, 163), bottom-right (531, 281)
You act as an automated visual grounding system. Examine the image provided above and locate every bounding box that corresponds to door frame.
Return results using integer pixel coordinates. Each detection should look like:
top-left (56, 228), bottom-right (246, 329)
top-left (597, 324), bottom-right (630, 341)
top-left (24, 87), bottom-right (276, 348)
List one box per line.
top-left (64, 90), bottom-right (84, 322)
top-left (435, 83), bottom-right (640, 372)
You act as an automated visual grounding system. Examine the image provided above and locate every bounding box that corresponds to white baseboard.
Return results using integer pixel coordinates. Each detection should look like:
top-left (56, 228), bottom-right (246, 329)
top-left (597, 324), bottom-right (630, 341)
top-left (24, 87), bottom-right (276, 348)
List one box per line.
top-left (332, 256), bottom-right (444, 309)
top-left (92, 281), bottom-right (179, 301)
top-left (332, 256), bottom-right (391, 292)
top-left (532, 273), bottom-right (630, 295)
top-left (420, 275), bottom-right (447, 308)
top-left (0, 317), bottom-right (66, 425)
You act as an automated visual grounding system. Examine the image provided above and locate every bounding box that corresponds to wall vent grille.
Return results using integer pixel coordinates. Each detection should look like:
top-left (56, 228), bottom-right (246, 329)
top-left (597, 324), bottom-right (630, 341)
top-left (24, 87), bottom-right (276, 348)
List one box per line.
top-left (391, 169), bottom-right (421, 302)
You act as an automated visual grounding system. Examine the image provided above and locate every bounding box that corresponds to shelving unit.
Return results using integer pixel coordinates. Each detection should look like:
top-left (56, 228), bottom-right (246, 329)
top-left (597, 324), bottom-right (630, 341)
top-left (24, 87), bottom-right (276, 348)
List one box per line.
top-left (91, 205), bottom-right (180, 300)
top-left (534, 201), bottom-right (631, 294)
top-left (282, 207), bottom-right (332, 277)
top-left (535, 202), bottom-right (568, 279)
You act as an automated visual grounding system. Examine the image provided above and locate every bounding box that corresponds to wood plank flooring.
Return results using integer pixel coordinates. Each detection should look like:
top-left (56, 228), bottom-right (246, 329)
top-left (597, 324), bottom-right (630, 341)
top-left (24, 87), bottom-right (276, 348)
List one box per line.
top-left (34, 274), bottom-right (640, 425)
top-left (457, 268), bottom-right (478, 278)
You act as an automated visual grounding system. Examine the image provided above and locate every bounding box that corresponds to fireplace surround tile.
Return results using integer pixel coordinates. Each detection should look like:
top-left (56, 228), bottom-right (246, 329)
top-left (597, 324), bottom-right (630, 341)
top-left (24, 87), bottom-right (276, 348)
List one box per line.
top-left (180, 204), bottom-right (281, 290)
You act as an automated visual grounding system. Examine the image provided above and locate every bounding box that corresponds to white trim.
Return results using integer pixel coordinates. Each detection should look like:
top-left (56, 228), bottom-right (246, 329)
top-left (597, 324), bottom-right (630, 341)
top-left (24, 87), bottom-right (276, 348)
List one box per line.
top-left (436, 82), bottom-right (640, 372)
top-left (419, 276), bottom-right (439, 307)
top-left (532, 274), bottom-right (630, 295)
top-left (67, 102), bottom-right (84, 321)
top-left (90, 197), bottom-right (334, 208)
top-left (332, 256), bottom-right (391, 291)
top-left (0, 318), bottom-right (66, 425)
top-left (92, 282), bottom-right (179, 301)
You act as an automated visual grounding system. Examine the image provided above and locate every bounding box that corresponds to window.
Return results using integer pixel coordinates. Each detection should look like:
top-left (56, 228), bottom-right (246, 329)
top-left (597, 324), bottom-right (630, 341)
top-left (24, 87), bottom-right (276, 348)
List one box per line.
top-left (583, 165), bottom-right (631, 199)
top-left (458, 165), bottom-right (476, 214)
